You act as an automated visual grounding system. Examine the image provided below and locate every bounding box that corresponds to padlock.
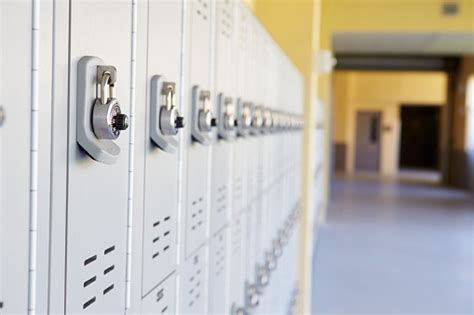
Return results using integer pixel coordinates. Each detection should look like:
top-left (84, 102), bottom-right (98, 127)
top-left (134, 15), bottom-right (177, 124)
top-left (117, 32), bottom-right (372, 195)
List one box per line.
top-left (92, 67), bottom-right (128, 140)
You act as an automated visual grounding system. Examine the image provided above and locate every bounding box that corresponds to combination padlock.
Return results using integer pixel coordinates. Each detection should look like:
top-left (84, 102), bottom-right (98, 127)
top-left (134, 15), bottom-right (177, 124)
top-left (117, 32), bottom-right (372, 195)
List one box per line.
top-left (236, 100), bottom-right (252, 137)
top-left (245, 283), bottom-right (260, 309)
top-left (92, 66), bottom-right (128, 140)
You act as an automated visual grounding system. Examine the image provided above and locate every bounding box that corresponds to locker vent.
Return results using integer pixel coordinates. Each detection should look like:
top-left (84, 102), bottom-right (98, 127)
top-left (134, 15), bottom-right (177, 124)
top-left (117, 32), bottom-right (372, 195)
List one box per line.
top-left (214, 234), bottom-right (226, 277)
top-left (220, 2), bottom-right (233, 39)
top-left (237, 9), bottom-right (248, 50)
top-left (151, 215), bottom-right (173, 260)
top-left (195, 0), bottom-right (208, 21)
top-left (186, 254), bottom-right (204, 308)
top-left (231, 216), bottom-right (242, 255)
top-left (82, 245), bottom-right (117, 310)
top-left (215, 184), bottom-right (227, 214)
top-left (190, 197), bottom-right (205, 233)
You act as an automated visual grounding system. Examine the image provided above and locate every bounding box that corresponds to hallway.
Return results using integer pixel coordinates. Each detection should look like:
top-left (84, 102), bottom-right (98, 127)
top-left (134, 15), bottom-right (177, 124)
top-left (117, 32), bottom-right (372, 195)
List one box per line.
top-left (312, 175), bottom-right (474, 314)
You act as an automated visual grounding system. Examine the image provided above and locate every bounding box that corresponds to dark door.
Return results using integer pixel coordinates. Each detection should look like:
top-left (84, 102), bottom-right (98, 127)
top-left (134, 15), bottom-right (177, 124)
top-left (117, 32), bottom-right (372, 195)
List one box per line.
top-left (399, 106), bottom-right (440, 170)
top-left (355, 111), bottom-right (381, 171)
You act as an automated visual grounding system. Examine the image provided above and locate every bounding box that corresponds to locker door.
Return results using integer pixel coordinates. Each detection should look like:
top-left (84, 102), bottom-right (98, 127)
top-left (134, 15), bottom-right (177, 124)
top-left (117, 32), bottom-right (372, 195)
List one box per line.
top-left (183, 0), bottom-right (212, 258)
top-left (179, 0), bottom-right (213, 313)
top-left (0, 2), bottom-right (32, 313)
top-left (65, 2), bottom-right (132, 313)
top-left (138, 0), bottom-right (183, 302)
top-left (210, 0), bottom-right (235, 236)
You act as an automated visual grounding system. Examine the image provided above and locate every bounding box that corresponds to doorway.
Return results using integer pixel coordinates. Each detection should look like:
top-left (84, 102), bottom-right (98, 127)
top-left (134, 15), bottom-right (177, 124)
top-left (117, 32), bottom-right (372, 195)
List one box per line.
top-left (355, 111), bottom-right (382, 172)
top-left (399, 105), bottom-right (441, 170)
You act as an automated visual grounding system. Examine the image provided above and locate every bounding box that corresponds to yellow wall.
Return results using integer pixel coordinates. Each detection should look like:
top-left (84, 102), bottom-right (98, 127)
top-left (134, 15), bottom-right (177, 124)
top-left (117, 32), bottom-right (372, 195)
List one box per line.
top-left (334, 71), bottom-right (448, 175)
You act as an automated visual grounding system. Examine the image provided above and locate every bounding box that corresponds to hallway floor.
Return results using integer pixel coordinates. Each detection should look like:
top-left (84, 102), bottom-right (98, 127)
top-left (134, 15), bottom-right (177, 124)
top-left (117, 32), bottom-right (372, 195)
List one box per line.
top-left (312, 175), bottom-right (474, 314)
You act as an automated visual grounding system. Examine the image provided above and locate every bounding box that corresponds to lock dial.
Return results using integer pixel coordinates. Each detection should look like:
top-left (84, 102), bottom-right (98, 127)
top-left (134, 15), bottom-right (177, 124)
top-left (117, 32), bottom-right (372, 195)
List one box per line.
top-left (150, 76), bottom-right (183, 153)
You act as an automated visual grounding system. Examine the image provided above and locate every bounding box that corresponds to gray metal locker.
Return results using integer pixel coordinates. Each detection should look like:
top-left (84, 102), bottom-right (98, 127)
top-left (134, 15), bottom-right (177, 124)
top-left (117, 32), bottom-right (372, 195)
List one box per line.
top-left (129, 1), bottom-right (183, 313)
top-left (0, 1), bottom-right (32, 313)
top-left (179, 0), bottom-right (213, 313)
top-left (64, 1), bottom-right (133, 312)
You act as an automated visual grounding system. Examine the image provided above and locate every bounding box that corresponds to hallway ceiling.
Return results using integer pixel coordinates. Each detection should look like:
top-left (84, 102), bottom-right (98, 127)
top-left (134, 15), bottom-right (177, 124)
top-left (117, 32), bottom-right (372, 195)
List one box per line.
top-left (333, 32), bottom-right (474, 56)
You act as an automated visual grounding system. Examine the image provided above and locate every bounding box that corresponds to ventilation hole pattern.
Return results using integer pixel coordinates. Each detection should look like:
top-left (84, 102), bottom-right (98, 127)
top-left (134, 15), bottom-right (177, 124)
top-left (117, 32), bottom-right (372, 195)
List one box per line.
top-left (151, 215), bottom-right (173, 261)
top-left (215, 184), bottom-right (227, 214)
top-left (195, 0), bottom-right (208, 21)
top-left (82, 245), bottom-right (116, 310)
top-left (219, 2), bottom-right (233, 39)
top-left (187, 255), bottom-right (204, 309)
top-left (231, 217), bottom-right (242, 255)
top-left (190, 197), bottom-right (204, 232)
top-left (214, 235), bottom-right (226, 277)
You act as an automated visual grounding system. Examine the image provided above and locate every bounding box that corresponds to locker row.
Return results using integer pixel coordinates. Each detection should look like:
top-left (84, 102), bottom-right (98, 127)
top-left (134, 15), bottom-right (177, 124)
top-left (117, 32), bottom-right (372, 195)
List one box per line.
top-left (0, 0), bottom-right (304, 314)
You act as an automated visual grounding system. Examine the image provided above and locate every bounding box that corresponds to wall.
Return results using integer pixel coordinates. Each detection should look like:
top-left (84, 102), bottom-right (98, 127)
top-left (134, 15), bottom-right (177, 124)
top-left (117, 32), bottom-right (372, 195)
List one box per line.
top-left (333, 71), bottom-right (448, 175)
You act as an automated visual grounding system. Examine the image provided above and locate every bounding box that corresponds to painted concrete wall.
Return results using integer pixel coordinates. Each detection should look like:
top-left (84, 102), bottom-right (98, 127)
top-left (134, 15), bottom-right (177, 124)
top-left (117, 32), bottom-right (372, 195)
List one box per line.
top-left (333, 71), bottom-right (448, 175)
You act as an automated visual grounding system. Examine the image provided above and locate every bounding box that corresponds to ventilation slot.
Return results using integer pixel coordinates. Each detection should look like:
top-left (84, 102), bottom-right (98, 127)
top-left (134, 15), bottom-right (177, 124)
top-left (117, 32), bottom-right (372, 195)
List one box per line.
top-left (103, 284), bottom-right (114, 295)
top-left (83, 297), bottom-right (96, 309)
top-left (104, 245), bottom-right (115, 255)
top-left (104, 265), bottom-right (115, 275)
top-left (83, 276), bottom-right (97, 288)
top-left (84, 255), bottom-right (97, 266)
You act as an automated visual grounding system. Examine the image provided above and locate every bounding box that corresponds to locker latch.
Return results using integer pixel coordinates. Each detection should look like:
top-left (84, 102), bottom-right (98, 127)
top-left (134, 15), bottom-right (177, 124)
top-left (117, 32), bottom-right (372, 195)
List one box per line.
top-left (250, 105), bottom-right (263, 135)
top-left (191, 86), bottom-right (216, 145)
top-left (245, 282), bottom-right (260, 309)
top-left (150, 76), bottom-right (184, 153)
top-left (217, 94), bottom-right (237, 140)
top-left (231, 304), bottom-right (249, 315)
top-left (236, 99), bottom-right (252, 137)
top-left (0, 106), bottom-right (5, 127)
top-left (255, 264), bottom-right (269, 292)
top-left (273, 237), bottom-right (283, 258)
top-left (76, 56), bottom-right (129, 164)
top-left (262, 108), bottom-right (273, 132)
top-left (265, 250), bottom-right (277, 272)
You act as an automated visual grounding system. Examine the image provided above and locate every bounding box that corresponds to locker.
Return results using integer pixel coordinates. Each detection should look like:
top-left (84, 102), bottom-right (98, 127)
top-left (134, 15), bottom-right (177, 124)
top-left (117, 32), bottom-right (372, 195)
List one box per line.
top-left (129, 1), bottom-right (183, 311)
top-left (210, 0), bottom-right (235, 235)
top-left (182, 0), bottom-right (213, 258)
top-left (0, 1), bottom-right (32, 312)
top-left (64, 1), bottom-right (132, 313)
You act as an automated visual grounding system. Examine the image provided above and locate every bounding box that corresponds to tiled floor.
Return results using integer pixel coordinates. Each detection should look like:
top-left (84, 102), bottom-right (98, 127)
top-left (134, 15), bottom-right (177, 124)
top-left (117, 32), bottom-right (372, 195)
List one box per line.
top-left (312, 174), bottom-right (474, 314)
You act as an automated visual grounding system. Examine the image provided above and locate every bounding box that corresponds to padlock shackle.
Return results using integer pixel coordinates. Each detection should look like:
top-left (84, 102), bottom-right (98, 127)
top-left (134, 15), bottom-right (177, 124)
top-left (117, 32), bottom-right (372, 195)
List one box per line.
top-left (100, 71), bottom-right (112, 105)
